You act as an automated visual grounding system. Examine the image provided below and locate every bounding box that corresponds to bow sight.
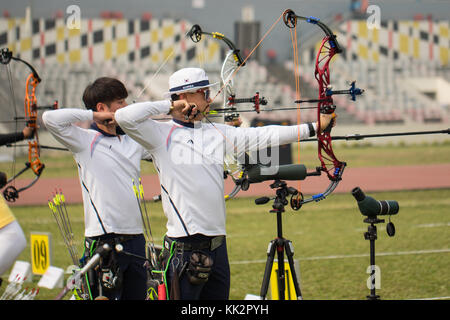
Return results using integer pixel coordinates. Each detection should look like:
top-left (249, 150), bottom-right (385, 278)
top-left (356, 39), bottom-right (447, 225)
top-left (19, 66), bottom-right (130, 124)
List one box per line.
top-left (326, 81), bottom-right (365, 101)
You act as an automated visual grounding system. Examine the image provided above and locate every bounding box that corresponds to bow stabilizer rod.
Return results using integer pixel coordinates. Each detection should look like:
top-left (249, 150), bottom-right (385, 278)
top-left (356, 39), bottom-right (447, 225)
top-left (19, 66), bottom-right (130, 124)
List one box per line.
top-left (326, 81), bottom-right (364, 101)
top-left (294, 81), bottom-right (365, 104)
top-left (301, 128), bottom-right (450, 142)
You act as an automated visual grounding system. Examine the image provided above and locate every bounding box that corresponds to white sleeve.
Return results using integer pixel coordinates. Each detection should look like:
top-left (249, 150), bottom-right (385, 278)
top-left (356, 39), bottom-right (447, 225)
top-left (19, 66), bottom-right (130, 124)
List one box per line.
top-left (141, 148), bottom-right (153, 161)
top-left (222, 123), bottom-right (315, 157)
top-left (115, 100), bottom-right (171, 151)
top-left (42, 109), bottom-right (93, 153)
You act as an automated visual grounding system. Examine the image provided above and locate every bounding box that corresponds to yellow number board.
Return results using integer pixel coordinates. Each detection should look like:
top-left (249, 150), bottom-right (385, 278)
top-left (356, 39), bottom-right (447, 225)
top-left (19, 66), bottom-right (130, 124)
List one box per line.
top-left (270, 261), bottom-right (298, 300)
top-left (30, 232), bottom-right (52, 275)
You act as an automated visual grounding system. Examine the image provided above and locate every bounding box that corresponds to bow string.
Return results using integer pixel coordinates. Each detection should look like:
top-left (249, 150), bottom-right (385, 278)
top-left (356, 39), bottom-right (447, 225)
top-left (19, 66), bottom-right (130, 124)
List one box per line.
top-left (187, 24), bottom-right (258, 199)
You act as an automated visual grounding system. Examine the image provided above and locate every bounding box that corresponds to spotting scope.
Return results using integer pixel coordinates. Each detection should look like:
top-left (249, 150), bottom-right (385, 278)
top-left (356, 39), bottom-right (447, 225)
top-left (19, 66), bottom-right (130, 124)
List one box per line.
top-left (247, 164), bottom-right (307, 183)
top-left (352, 187), bottom-right (399, 217)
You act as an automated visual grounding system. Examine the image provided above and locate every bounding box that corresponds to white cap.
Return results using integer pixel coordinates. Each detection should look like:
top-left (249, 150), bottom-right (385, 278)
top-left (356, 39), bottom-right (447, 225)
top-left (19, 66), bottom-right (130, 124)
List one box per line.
top-left (164, 67), bottom-right (218, 98)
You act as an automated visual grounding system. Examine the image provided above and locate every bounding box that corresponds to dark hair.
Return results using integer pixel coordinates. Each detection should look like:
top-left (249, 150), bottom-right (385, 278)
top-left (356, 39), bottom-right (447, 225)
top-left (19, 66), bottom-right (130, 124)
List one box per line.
top-left (82, 77), bottom-right (128, 111)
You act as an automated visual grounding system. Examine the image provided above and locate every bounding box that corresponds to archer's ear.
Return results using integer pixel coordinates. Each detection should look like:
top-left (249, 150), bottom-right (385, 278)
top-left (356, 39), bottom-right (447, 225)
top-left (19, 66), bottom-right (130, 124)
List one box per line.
top-left (96, 102), bottom-right (108, 112)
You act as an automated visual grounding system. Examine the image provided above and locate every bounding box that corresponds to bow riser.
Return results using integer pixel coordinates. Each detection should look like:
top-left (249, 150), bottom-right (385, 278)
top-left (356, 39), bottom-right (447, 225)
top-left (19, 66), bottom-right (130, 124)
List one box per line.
top-left (24, 73), bottom-right (44, 176)
top-left (314, 36), bottom-right (343, 180)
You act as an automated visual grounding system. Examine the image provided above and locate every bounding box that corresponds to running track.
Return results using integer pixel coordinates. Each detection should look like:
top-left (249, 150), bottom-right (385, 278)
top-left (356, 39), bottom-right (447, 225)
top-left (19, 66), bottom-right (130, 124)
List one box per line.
top-left (7, 163), bottom-right (450, 206)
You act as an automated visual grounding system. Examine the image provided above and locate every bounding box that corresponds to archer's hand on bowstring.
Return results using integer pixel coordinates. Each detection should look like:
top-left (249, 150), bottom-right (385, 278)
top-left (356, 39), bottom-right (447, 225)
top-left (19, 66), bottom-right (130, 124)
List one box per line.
top-left (93, 111), bottom-right (116, 126)
top-left (317, 113), bottom-right (337, 133)
top-left (168, 99), bottom-right (199, 121)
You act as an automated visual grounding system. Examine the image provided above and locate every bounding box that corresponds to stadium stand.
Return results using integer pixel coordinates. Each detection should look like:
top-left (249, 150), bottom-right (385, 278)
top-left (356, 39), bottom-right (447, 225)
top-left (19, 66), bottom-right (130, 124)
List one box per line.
top-left (0, 17), bottom-right (449, 130)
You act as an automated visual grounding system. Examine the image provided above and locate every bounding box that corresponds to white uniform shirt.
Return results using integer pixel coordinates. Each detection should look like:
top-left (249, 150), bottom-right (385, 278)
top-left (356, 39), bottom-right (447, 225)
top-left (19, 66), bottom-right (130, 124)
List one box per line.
top-left (42, 109), bottom-right (150, 237)
top-left (115, 100), bottom-right (316, 238)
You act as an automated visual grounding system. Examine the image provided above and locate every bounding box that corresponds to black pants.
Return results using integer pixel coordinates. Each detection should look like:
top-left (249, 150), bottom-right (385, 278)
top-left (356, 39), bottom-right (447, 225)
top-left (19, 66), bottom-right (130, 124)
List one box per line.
top-left (85, 233), bottom-right (147, 300)
top-left (165, 234), bottom-right (230, 300)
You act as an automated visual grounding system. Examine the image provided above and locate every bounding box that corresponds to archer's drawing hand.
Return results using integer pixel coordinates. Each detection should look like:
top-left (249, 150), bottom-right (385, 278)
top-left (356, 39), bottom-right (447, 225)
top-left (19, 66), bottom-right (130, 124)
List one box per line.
top-left (93, 111), bottom-right (116, 126)
top-left (170, 100), bottom-right (198, 121)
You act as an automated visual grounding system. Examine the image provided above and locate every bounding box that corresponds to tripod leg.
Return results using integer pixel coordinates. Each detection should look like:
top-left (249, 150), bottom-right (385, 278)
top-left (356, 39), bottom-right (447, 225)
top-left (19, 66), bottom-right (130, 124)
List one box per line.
top-left (367, 238), bottom-right (380, 300)
top-left (260, 240), bottom-right (276, 300)
top-left (365, 224), bottom-right (380, 300)
top-left (276, 241), bottom-right (286, 300)
top-left (285, 240), bottom-right (302, 300)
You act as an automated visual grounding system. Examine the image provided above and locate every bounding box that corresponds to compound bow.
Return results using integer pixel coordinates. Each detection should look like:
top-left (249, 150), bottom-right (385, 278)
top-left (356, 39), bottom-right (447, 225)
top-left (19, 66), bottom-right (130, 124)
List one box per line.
top-left (282, 9), bottom-right (365, 209)
top-left (188, 24), bottom-right (266, 199)
top-left (1, 48), bottom-right (57, 202)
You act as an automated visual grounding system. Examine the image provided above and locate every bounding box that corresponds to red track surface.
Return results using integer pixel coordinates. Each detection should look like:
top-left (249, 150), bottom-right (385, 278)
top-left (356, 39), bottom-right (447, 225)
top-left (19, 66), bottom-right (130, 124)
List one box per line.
top-left (7, 163), bottom-right (450, 206)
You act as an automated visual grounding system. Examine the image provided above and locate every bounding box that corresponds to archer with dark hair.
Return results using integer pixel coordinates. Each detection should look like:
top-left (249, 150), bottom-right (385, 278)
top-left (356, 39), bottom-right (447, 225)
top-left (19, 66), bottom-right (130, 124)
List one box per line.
top-left (82, 77), bottom-right (129, 112)
top-left (42, 77), bottom-right (152, 300)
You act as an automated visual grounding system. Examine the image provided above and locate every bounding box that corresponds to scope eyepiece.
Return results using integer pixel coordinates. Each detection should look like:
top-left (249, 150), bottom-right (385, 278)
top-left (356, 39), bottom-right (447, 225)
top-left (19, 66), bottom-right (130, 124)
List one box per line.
top-left (352, 186), bottom-right (366, 202)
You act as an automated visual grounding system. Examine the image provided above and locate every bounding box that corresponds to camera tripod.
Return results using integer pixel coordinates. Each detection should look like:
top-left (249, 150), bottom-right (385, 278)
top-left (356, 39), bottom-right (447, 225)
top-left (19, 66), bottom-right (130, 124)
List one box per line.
top-left (364, 216), bottom-right (385, 300)
top-left (352, 186), bottom-right (399, 300)
top-left (257, 180), bottom-right (302, 300)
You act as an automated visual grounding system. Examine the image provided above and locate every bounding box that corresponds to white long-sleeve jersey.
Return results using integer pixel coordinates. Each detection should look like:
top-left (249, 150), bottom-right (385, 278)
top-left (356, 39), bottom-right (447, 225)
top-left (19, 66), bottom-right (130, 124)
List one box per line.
top-left (42, 108), bottom-right (151, 237)
top-left (115, 100), bottom-right (316, 238)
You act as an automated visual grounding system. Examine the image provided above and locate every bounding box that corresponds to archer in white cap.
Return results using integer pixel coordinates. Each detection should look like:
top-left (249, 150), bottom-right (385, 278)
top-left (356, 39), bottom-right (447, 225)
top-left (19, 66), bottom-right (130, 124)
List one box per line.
top-left (163, 67), bottom-right (218, 122)
top-left (165, 67), bottom-right (218, 97)
top-left (114, 67), bottom-right (336, 300)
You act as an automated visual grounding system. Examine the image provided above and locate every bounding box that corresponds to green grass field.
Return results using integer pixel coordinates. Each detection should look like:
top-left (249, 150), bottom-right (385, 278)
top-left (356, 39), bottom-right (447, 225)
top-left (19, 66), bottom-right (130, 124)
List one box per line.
top-left (1, 142), bottom-right (449, 300)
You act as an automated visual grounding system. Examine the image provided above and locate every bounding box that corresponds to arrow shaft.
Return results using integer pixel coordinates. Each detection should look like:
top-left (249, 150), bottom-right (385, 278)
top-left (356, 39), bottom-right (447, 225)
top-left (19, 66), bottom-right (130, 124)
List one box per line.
top-left (210, 105), bottom-right (317, 114)
top-left (328, 89), bottom-right (350, 95)
top-left (5, 143), bottom-right (69, 151)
